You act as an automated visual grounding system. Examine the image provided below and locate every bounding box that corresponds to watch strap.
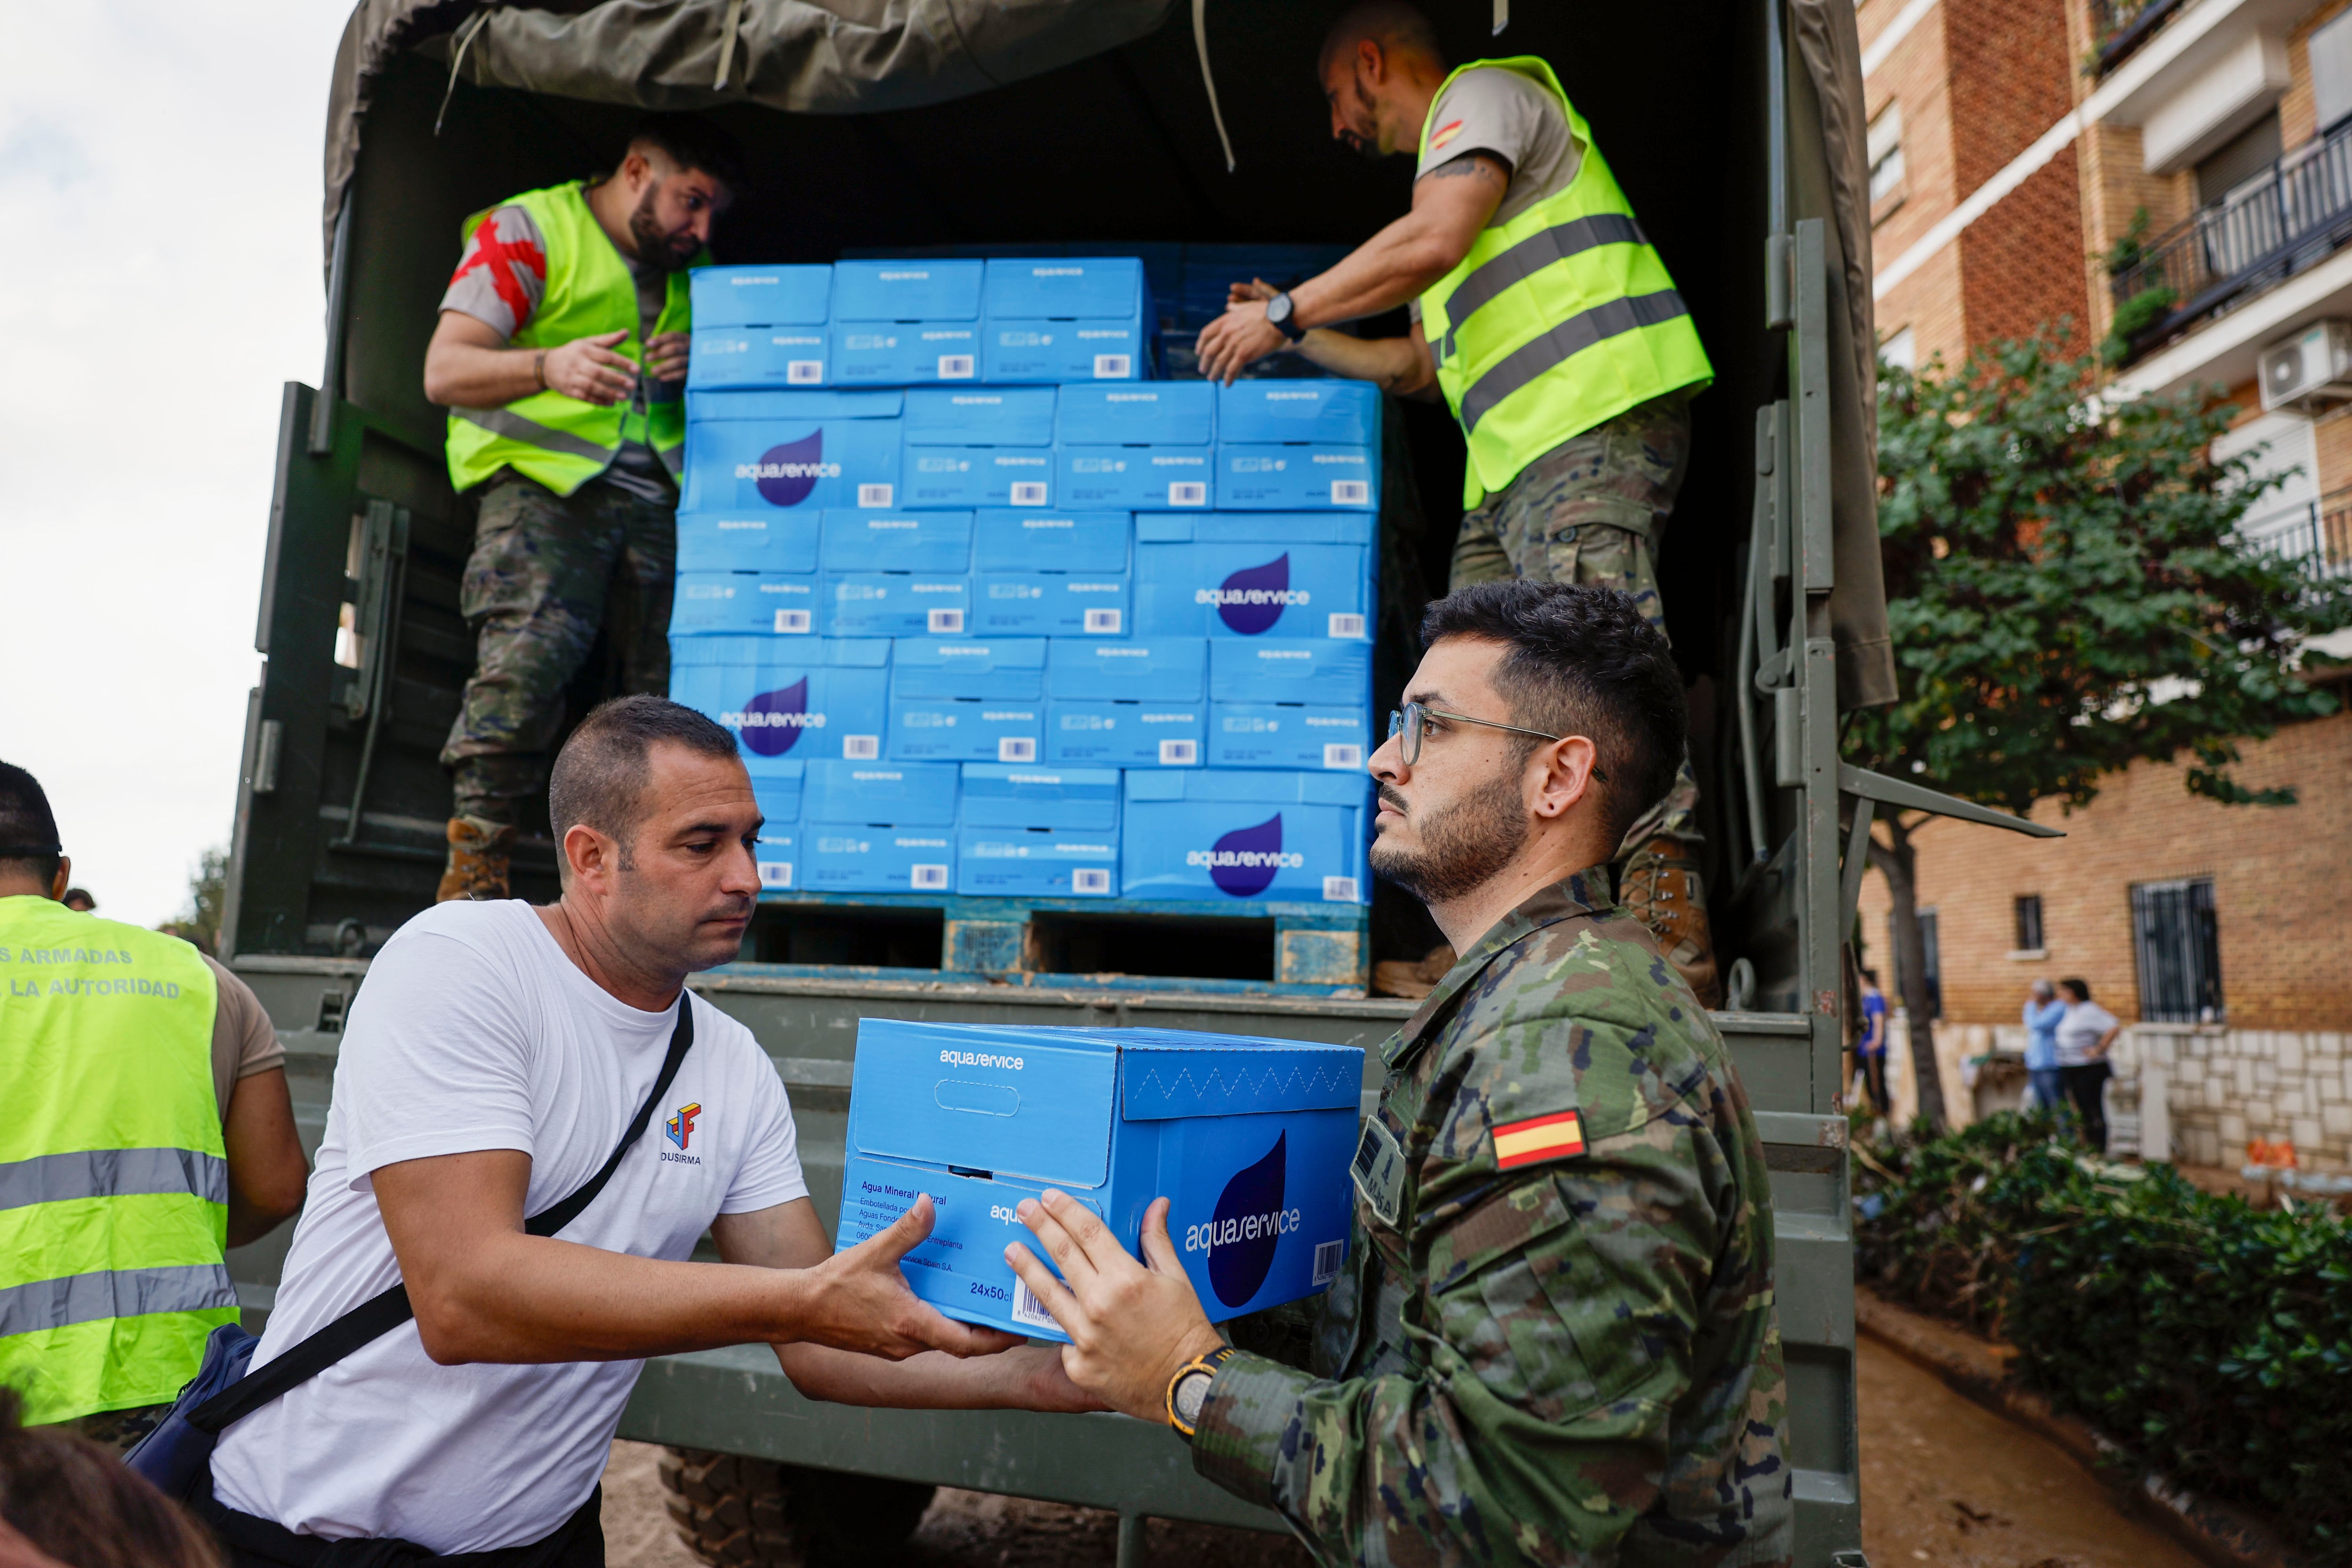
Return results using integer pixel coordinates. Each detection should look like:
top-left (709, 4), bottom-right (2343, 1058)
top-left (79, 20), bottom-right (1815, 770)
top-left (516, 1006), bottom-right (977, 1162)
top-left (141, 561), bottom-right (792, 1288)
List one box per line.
top-left (1165, 1344), bottom-right (1240, 1441)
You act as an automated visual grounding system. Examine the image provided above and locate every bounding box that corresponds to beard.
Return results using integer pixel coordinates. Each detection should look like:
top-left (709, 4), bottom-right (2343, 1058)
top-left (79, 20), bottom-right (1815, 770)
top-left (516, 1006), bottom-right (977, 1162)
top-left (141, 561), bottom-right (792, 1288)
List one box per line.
top-left (1337, 77), bottom-right (1383, 161)
top-left (629, 183), bottom-right (700, 273)
top-left (1369, 770), bottom-right (1529, 906)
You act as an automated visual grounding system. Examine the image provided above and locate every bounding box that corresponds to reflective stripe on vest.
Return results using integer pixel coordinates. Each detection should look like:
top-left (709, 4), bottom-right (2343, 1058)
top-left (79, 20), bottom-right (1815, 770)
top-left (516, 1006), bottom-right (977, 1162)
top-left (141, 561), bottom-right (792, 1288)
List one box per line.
top-left (0, 896), bottom-right (234, 1425)
top-left (444, 180), bottom-right (701, 497)
top-left (1416, 59), bottom-right (1713, 505)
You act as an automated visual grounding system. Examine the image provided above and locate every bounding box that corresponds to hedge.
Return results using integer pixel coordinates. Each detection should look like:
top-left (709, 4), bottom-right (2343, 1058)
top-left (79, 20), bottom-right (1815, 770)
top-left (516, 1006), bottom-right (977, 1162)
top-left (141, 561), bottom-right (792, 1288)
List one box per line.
top-left (1852, 1112), bottom-right (2352, 1562)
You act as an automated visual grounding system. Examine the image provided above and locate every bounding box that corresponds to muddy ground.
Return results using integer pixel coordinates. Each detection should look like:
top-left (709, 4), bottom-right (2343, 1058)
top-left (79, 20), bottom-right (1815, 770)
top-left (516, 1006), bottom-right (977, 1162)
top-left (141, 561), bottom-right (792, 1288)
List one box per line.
top-left (600, 1335), bottom-right (2205, 1567)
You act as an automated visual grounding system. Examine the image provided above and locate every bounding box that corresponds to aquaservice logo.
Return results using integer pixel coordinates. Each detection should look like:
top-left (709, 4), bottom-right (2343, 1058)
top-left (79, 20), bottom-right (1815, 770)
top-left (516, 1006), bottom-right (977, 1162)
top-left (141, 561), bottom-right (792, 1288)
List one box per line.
top-left (737, 430), bottom-right (841, 507)
top-left (721, 678), bottom-right (825, 757)
top-left (1187, 813), bottom-right (1302, 897)
top-left (1198, 1130), bottom-right (1293, 1308)
top-left (1197, 553), bottom-right (1308, 635)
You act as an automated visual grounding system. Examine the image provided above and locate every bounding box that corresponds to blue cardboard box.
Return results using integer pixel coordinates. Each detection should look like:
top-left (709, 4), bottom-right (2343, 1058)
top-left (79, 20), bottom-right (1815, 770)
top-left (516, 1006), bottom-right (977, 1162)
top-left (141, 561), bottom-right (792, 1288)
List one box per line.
top-left (752, 768), bottom-right (805, 892)
top-left (1059, 449), bottom-right (1213, 511)
top-left (1216, 381), bottom-right (1380, 444)
top-left (835, 1019), bottom-right (1361, 1339)
top-left (805, 757), bottom-right (960, 824)
top-left (984, 257), bottom-right (1149, 319)
top-left (1208, 640), bottom-right (1373, 771)
top-left (669, 570), bottom-right (821, 637)
top-left (973, 509), bottom-right (1130, 573)
top-left (687, 326), bottom-right (831, 390)
top-left (974, 572), bottom-right (1128, 637)
top-left (681, 390), bottom-right (903, 514)
top-left (675, 509), bottom-right (821, 575)
top-left (1055, 383), bottom-right (1216, 446)
top-left (803, 758), bottom-right (961, 892)
top-left (983, 258), bottom-right (1149, 383)
top-left (820, 510), bottom-right (973, 574)
top-left (1121, 770), bottom-right (1371, 905)
top-left (824, 573), bottom-right (973, 637)
top-left (690, 264), bottom-right (832, 329)
top-left (904, 448), bottom-right (1055, 509)
top-left (830, 321), bottom-right (982, 386)
top-left (887, 638), bottom-right (1048, 764)
top-left (960, 763), bottom-right (1120, 830)
top-left (905, 388), bottom-right (1057, 447)
top-left (832, 260), bottom-right (984, 321)
top-left (1133, 514), bottom-right (1373, 641)
top-left (956, 829), bottom-right (1120, 897)
top-left (1216, 445), bottom-right (1378, 511)
top-left (1048, 702), bottom-right (1203, 768)
top-left (984, 322), bottom-right (1145, 383)
top-left (1047, 637), bottom-right (1206, 700)
top-left (667, 638), bottom-right (890, 771)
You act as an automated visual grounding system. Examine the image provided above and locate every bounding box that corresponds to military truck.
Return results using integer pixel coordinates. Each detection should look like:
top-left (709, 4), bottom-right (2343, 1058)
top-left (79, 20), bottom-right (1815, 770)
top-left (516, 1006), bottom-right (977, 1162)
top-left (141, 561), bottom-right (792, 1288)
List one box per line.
top-left (215, 3), bottom-right (2049, 1564)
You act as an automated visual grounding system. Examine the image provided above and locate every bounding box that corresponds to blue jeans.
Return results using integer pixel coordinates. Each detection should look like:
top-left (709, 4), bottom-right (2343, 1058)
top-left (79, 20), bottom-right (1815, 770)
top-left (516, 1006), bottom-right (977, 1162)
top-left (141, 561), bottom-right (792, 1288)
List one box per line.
top-left (2028, 1067), bottom-right (2065, 1113)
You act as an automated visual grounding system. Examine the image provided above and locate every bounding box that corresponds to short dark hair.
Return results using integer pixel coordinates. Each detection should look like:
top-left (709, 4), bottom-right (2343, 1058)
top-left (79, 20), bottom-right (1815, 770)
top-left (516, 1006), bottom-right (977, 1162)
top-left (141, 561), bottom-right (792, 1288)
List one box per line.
top-left (547, 697), bottom-right (743, 869)
top-left (1861, 967), bottom-right (1879, 984)
top-left (2060, 976), bottom-right (2091, 1002)
top-left (0, 762), bottom-right (62, 887)
top-left (627, 113), bottom-right (747, 195)
top-left (0, 1386), bottom-right (222, 1568)
top-left (1418, 581), bottom-right (1686, 847)
top-left (1319, 0), bottom-right (1444, 78)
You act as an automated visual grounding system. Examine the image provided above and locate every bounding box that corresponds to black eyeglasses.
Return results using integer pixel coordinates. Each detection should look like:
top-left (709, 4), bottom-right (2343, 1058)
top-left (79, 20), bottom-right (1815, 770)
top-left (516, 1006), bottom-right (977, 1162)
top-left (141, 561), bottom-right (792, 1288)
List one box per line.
top-left (1385, 703), bottom-right (1607, 780)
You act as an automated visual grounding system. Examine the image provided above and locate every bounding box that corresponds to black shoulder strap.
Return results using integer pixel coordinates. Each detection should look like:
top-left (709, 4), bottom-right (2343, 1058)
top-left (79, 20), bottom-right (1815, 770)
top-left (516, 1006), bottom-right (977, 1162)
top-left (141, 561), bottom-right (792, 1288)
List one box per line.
top-left (191, 1001), bottom-right (696, 1433)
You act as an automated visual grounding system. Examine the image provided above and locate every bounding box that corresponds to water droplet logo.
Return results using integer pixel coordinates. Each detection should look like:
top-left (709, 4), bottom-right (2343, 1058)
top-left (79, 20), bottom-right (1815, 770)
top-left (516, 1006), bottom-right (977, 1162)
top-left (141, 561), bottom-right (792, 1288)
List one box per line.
top-left (1218, 553), bottom-right (1290, 635)
top-left (1210, 814), bottom-right (1281, 897)
top-left (741, 679), bottom-right (809, 756)
top-left (1208, 1130), bottom-right (1287, 1307)
top-left (755, 430), bottom-right (824, 507)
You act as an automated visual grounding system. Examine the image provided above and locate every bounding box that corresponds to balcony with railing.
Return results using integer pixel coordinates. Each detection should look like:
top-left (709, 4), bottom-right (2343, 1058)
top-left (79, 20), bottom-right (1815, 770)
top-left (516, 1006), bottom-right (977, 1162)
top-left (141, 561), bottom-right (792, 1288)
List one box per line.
top-left (2090, 0), bottom-right (2189, 74)
top-left (2241, 484), bottom-right (2352, 579)
top-left (2108, 117), bottom-right (2352, 365)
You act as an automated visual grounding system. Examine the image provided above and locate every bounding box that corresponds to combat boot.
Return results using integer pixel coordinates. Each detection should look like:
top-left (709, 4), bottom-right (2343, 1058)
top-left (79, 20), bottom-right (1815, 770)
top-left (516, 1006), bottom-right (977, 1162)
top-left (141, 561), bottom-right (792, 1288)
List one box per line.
top-left (1620, 841), bottom-right (1723, 1009)
top-left (436, 815), bottom-right (515, 902)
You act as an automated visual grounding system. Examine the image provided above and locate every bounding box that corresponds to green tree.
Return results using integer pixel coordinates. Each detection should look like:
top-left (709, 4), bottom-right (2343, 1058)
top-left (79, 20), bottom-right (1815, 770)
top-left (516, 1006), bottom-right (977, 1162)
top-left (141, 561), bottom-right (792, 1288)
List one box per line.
top-left (159, 844), bottom-right (229, 955)
top-left (1853, 334), bottom-right (2352, 1128)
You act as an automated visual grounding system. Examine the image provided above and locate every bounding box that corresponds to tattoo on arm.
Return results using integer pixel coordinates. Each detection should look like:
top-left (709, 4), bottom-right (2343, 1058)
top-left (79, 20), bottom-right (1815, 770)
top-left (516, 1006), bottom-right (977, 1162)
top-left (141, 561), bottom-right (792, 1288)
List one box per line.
top-left (1422, 151), bottom-right (1511, 184)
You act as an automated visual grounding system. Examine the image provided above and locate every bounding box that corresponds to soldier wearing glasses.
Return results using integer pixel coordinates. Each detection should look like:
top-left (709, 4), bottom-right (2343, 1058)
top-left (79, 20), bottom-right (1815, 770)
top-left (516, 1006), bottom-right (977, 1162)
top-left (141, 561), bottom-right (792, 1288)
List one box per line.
top-left (1007, 581), bottom-right (1790, 1567)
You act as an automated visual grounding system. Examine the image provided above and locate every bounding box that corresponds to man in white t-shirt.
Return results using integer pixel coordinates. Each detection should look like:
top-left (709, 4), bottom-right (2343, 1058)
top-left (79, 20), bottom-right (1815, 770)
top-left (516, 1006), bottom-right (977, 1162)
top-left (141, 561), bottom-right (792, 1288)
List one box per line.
top-left (205, 697), bottom-right (1087, 1566)
top-left (1193, 1), bottom-right (1721, 1006)
top-left (2054, 977), bottom-right (2123, 1154)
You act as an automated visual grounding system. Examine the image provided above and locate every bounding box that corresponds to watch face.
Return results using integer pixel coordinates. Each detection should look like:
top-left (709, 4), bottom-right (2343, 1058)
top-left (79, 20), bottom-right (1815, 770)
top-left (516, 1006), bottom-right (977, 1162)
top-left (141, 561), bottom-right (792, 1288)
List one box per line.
top-left (1173, 1369), bottom-right (1214, 1427)
top-left (1268, 294), bottom-right (1292, 325)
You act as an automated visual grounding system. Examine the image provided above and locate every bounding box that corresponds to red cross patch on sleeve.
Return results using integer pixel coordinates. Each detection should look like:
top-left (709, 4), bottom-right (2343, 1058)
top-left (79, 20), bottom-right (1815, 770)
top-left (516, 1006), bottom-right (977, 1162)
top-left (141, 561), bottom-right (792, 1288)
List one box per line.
top-left (1492, 1110), bottom-right (1587, 1171)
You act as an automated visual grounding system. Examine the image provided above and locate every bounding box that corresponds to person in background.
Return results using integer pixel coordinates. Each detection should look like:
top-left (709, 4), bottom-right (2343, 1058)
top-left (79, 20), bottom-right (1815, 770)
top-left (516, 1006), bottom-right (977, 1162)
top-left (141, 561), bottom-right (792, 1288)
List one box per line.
top-left (1193, 0), bottom-right (1722, 1005)
top-left (60, 889), bottom-right (94, 913)
top-left (0, 763), bottom-right (309, 1453)
top-left (2023, 979), bottom-right (2066, 1115)
top-left (0, 1391), bottom-right (220, 1568)
top-left (2054, 977), bottom-right (2122, 1153)
top-left (1854, 967), bottom-right (1890, 1119)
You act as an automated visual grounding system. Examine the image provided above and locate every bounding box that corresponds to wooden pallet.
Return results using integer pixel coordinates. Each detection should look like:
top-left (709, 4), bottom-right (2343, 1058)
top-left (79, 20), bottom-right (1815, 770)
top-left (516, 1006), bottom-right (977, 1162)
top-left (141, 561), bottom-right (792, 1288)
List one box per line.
top-left (727, 890), bottom-right (1371, 995)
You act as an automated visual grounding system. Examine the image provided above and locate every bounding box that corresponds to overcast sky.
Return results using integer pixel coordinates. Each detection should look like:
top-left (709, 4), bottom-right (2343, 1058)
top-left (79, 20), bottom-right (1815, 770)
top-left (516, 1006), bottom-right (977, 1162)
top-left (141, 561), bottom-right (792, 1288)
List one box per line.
top-left (0, 0), bottom-right (355, 927)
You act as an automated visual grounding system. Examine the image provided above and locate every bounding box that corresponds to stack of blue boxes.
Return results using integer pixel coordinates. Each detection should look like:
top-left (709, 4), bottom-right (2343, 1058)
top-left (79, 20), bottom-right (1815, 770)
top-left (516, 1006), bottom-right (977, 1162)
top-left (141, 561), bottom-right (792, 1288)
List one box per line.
top-left (668, 257), bottom-right (1379, 911)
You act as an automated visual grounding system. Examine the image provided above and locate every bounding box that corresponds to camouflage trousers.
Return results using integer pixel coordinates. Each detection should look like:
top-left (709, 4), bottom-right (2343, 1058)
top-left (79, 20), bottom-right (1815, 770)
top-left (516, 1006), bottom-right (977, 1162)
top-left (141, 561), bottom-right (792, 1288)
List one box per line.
top-left (58, 1401), bottom-right (169, 1453)
top-left (440, 473), bottom-right (676, 826)
top-left (1449, 390), bottom-right (1701, 857)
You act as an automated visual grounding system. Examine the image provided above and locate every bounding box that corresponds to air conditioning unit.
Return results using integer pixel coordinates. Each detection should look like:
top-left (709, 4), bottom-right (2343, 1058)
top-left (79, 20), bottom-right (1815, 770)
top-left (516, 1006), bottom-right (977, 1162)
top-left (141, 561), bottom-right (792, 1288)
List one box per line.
top-left (2259, 320), bottom-right (2352, 412)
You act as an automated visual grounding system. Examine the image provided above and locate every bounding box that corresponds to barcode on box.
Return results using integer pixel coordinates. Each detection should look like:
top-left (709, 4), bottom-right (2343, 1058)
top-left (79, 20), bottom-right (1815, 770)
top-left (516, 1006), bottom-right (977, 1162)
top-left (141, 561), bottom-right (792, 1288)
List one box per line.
top-left (1322, 876), bottom-right (1360, 903)
top-left (1327, 613), bottom-right (1366, 639)
top-left (928, 608), bottom-right (965, 633)
top-left (910, 864), bottom-right (950, 891)
top-left (842, 734), bottom-right (880, 760)
top-left (773, 609), bottom-right (813, 634)
top-left (1159, 739), bottom-right (1199, 765)
top-left (787, 360), bottom-right (823, 385)
top-left (1330, 480), bottom-right (1370, 505)
top-left (758, 861), bottom-right (793, 889)
top-left (998, 737), bottom-right (1038, 762)
top-left (1072, 868), bottom-right (1111, 895)
top-left (1312, 1240), bottom-right (1345, 1286)
top-left (938, 355), bottom-right (976, 379)
top-left (1009, 481), bottom-right (1049, 506)
top-left (1083, 608), bottom-right (1123, 634)
top-left (1092, 354), bottom-right (1133, 378)
top-left (1323, 744), bottom-right (1364, 769)
top-left (1011, 1276), bottom-right (1061, 1333)
top-left (1168, 482), bottom-right (1207, 507)
top-left (857, 483), bottom-right (894, 508)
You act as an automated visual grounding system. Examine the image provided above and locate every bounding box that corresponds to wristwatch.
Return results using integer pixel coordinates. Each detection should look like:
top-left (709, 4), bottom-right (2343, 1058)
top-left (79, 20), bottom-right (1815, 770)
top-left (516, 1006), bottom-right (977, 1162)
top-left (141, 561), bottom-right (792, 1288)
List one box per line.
top-left (1165, 1344), bottom-right (1239, 1442)
top-left (1266, 291), bottom-right (1308, 342)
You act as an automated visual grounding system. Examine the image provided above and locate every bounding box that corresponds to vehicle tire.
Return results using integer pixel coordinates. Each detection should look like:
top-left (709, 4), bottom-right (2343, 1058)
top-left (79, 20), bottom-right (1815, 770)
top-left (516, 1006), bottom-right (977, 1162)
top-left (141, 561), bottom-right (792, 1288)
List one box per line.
top-left (657, 1448), bottom-right (936, 1568)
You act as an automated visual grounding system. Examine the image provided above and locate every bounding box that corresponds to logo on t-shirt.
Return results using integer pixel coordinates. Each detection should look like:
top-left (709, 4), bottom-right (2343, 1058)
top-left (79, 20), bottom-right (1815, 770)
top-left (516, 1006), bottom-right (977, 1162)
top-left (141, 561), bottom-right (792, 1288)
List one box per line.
top-left (1429, 119), bottom-right (1465, 151)
top-left (664, 1103), bottom-right (702, 1151)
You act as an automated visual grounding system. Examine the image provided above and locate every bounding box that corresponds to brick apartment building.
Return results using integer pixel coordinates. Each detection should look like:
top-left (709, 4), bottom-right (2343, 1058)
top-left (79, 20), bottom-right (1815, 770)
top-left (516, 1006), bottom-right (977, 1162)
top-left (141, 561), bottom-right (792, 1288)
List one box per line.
top-left (1856, 0), bottom-right (2352, 1170)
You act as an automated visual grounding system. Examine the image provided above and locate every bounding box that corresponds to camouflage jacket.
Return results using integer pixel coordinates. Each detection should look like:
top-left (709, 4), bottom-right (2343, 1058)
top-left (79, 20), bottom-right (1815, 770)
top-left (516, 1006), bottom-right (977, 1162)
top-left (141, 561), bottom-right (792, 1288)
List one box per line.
top-left (1191, 872), bottom-right (1791, 1567)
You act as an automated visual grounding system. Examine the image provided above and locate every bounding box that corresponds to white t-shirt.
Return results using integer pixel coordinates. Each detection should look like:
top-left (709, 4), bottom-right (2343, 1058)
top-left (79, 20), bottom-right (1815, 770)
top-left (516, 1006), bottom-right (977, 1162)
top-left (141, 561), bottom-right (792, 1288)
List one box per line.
top-left (2054, 1001), bottom-right (2120, 1067)
top-left (210, 901), bottom-right (808, 1553)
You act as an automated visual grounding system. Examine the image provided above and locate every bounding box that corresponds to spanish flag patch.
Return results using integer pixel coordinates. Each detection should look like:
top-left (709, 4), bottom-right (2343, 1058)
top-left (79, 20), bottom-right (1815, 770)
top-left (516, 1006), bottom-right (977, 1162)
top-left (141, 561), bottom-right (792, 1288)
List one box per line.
top-left (1492, 1110), bottom-right (1588, 1170)
top-left (1430, 119), bottom-right (1465, 151)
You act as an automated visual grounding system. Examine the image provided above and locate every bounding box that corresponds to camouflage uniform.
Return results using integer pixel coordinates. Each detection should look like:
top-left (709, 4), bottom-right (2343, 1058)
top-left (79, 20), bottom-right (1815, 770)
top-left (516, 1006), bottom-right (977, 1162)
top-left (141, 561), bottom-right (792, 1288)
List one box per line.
top-left (1192, 871), bottom-right (1790, 1567)
top-left (1449, 392), bottom-right (1699, 856)
top-left (438, 472), bottom-right (676, 825)
top-left (60, 1401), bottom-right (168, 1454)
